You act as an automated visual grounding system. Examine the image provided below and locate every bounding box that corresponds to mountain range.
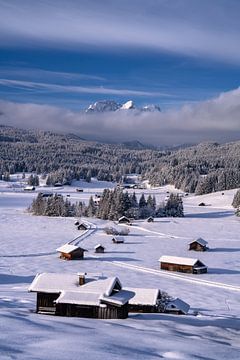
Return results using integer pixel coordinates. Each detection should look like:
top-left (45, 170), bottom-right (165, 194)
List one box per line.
top-left (85, 100), bottom-right (161, 113)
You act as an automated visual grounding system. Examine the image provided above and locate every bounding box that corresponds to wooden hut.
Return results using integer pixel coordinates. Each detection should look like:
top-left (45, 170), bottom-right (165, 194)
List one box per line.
top-left (28, 273), bottom-right (132, 319)
top-left (164, 298), bottom-right (190, 315)
top-left (94, 244), bottom-right (105, 253)
top-left (189, 238), bottom-right (208, 252)
top-left (112, 236), bottom-right (125, 244)
top-left (118, 216), bottom-right (131, 225)
top-left (56, 244), bottom-right (87, 260)
top-left (159, 255), bottom-right (207, 274)
top-left (124, 287), bottom-right (161, 313)
top-left (147, 216), bottom-right (154, 223)
top-left (77, 223), bottom-right (88, 231)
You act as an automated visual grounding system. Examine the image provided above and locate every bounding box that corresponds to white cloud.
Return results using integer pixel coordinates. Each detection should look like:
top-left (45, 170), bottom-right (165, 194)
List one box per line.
top-left (0, 79), bottom-right (171, 97)
top-left (0, 0), bottom-right (240, 63)
top-left (0, 87), bottom-right (240, 146)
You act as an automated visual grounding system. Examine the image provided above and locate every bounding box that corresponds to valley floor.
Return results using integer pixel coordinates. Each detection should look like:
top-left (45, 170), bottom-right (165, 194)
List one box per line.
top-left (0, 178), bottom-right (240, 360)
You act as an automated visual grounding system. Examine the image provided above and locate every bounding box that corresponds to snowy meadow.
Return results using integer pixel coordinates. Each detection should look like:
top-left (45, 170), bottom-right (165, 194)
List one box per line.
top-left (0, 177), bottom-right (240, 360)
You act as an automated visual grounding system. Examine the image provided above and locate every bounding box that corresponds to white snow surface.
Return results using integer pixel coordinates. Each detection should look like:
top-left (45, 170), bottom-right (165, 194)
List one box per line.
top-left (0, 176), bottom-right (240, 359)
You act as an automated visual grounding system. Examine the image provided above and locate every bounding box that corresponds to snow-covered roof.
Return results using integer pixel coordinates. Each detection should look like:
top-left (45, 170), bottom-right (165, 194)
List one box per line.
top-left (94, 244), bottom-right (105, 249)
top-left (80, 277), bottom-right (122, 296)
top-left (56, 291), bottom-right (100, 306)
top-left (56, 243), bottom-right (85, 254)
top-left (165, 298), bottom-right (190, 314)
top-left (28, 272), bottom-right (81, 293)
top-left (100, 290), bottom-right (133, 306)
top-left (189, 238), bottom-right (208, 246)
top-left (118, 216), bottom-right (130, 222)
top-left (29, 273), bottom-right (128, 307)
top-left (159, 255), bottom-right (200, 266)
top-left (112, 236), bottom-right (125, 242)
top-left (124, 287), bottom-right (160, 306)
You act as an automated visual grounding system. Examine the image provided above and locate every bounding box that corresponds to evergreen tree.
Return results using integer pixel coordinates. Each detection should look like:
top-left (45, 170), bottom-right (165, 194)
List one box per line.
top-left (232, 189), bottom-right (240, 208)
top-left (139, 193), bottom-right (147, 208)
top-left (86, 196), bottom-right (97, 217)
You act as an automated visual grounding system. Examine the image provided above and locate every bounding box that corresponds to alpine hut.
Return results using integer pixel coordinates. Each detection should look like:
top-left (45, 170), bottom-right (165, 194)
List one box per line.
top-left (56, 244), bottom-right (87, 260)
top-left (146, 216), bottom-right (154, 223)
top-left (112, 236), bottom-right (125, 244)
top-left (159, 255), bottom-right (207, 274)
top-left (77, 222), bottom-right (88, 231)
top-left (28, 273), bottom-right (133, 319)
top-left (118, 216), bottom-right (131, 225)
top-left (94, 244), bottom-right (105, 253)
top-left (189, 238), bottom-right (208, 251)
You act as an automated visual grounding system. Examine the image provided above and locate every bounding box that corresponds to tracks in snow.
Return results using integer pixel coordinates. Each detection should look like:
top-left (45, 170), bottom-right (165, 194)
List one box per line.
top-left (108, 261), bottom-right (240, 292)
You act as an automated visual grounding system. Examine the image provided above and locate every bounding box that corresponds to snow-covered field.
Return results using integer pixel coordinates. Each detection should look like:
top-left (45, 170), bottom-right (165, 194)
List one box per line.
top-left (0, 176), bottom-right (240, 360)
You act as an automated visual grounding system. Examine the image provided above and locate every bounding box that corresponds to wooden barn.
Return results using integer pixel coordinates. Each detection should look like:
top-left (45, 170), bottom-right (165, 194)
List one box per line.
top-left (164, 298), bottom-right (190, 315)
top-left (94, 244), bottom-right (105, 253)
top-left (118, 216), bottom-right (131, 225)
top-left (56, 244), bottom-right (87, 260)
top-left (146, 216), bottom-right (154, 223)
top-left (124, 287), bottom-right (161, 313)
top-left (28, 273), bottom-right (133, 319)
top-left (77, 222), bottom-right (88, 231)
top-left (189, 238), bottom-right (208, 252)
top-left (112, 236), bottom-right (125, 244)
top-left (159, 255), bottom-right (208, 274)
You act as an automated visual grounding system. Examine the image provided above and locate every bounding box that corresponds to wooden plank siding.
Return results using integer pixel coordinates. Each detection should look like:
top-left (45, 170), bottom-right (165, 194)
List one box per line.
top-left (36, 293), bottom-right (59, 314)
top-left (56, 303), bottom-right (128, 319)
top-left (161, 262), bottom-right (194, 273)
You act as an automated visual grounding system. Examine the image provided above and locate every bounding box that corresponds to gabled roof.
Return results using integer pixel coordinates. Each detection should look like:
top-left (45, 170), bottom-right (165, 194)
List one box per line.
top-left (56, 243), bottom-right (87, 254)
top-left (165, 298), bottom-right (190, 314)
top-left (80, 276), bottom-right (122, 296)
top-left (100, 290), bottom-right (134, 306)
top-left (94, 244), bottom-right (105, 249)
top-left (159, 255), bottom-right (202, 267)
top-left (118, 216), bottom-right (130, 222)
top-left (112, 236), bottom-right (125, 242)
top-left (189, 238), bottom-right (208, 246)
top-left (124, 287), bottom-right (160, 306)
top-left (78, 222), bottom-right (88, 228)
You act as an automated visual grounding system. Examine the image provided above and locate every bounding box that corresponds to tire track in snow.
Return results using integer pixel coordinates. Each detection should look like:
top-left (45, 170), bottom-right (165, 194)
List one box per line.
top-left (109, 261), bottom-right (240, 292)
top-left (128, 224), bottom-right (188, 239)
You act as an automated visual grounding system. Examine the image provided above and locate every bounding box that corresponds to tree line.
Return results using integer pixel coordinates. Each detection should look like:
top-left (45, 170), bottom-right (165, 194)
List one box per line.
top-left (1, 124), bottom-right (240, 194)
top-left (28, 189), bottom-right (184, 219)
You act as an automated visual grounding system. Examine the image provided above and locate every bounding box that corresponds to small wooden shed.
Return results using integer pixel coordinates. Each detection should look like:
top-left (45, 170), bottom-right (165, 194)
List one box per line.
top-left (165, 298), bottom-right (190, 315)
top-left (159, 255), bottom-right (207, 274)
top-left (112, 236), bottom-right (125, 244)
top-left (94, 244), bottom-right (105, 253)
top-left (118, 216), bottom-right (131, 225)
top-left (189, 238), bottom-right (208, 252)
top-left (56, 244), bottom-right (87, 260)
top-left (77, 223), bottom-right (88, 231)
top-left (147, 216), bottom-right (154, 223)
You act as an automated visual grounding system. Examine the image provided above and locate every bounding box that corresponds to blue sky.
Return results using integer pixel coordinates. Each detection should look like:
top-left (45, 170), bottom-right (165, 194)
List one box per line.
top-left (0, 0), bottom-right (239, 145)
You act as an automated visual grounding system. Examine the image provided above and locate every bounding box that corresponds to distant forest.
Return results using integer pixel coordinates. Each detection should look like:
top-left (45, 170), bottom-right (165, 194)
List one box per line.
top-left (0, 124), bottom-right (240, 194)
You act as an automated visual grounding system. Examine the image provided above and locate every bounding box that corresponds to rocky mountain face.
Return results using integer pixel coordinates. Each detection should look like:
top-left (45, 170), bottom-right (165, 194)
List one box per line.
top-left (85, 100), bottom-right (161, 113)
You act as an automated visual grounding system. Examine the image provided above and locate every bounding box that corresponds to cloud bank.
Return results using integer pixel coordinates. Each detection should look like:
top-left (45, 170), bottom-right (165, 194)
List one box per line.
top-left (0, 88), bottom-right (240, 146)
top-left (0, 0), bottom-right (240, 63)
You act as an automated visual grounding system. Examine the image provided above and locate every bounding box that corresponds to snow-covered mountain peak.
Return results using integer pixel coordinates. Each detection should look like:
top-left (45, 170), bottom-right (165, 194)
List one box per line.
top-left (86, 100), bottom-right (121, 113)
top-left (141, 104), bottom-right (161, 112)
top-left (120, 100), bottom-right (135, 110)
